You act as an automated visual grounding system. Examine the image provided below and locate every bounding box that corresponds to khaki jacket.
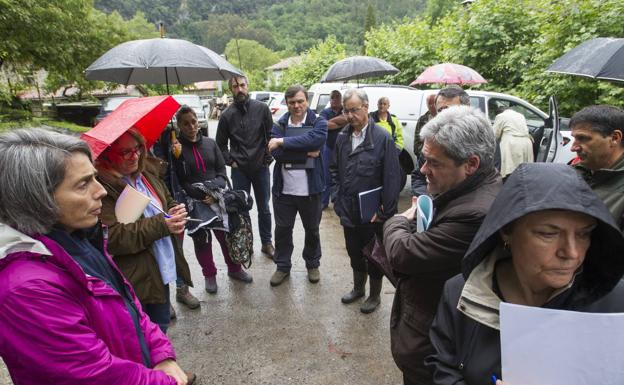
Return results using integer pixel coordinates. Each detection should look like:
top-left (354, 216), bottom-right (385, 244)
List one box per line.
top-left (99, 171), bottom-right (192, 304)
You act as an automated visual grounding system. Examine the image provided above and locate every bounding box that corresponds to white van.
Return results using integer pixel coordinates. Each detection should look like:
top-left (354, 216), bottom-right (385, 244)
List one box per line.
top-left (309, 83), bottom-right (423, 163)
top-left (308, 83), bottom-right (571, 165)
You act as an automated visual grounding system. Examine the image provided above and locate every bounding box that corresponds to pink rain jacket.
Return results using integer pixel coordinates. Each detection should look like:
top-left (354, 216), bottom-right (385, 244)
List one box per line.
top-left (0, 224), bottom-right (177, 385)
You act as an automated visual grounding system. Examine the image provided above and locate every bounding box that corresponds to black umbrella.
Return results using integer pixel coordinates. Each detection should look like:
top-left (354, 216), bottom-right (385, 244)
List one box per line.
top-left (85, 37), bottom-right (243, 93)
top-left (547, 37), bottom-right (624, 82)
top-left (320, 56), bottom-right (399, 83)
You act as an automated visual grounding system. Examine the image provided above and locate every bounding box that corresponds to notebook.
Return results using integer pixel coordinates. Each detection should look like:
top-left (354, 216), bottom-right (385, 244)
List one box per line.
top-left (283, 126), bottom-right (315, 169)
top-left (358, 186), bottom-right (383, 223)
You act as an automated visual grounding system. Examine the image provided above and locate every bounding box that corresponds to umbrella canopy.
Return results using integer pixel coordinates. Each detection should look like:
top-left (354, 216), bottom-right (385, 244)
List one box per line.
top-left (320, 56), bottom-right (399, 82)
top-left (84, 38), bottom-right (243, 86)
top-left (547, 37), bottom-right (624, 82)
top-left (410, 63), bottom-right (487, 86)
top-left (81, 95), bottom-right (180, 159)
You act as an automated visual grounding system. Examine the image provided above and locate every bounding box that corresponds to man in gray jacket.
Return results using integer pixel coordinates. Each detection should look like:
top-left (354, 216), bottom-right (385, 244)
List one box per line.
top-left (383, 106), bottom-right (502, 385)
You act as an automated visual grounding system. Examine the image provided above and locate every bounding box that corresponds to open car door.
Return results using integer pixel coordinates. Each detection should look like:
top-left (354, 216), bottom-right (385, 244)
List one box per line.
top-left (535, 96), bottom-right (560, 162)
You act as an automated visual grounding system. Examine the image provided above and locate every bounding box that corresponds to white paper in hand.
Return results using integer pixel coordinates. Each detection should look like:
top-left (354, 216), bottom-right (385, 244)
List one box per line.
top-left (115, 184), bottom-right (151, 224)
top-left (500, 302), bottom-right (624, 385)
top-left (416, 195), bottom-right (433, 233)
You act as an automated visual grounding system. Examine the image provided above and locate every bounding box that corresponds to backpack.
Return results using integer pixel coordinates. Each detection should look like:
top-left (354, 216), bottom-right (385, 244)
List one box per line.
top-left (225, 214), bottom-right (254, 268)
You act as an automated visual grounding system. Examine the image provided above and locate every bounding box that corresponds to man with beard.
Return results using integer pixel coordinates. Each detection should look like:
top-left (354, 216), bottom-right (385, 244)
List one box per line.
top-left (571, 105), bottom-right (624, 230)
top-left (216, 76), bottom-right (275, 258)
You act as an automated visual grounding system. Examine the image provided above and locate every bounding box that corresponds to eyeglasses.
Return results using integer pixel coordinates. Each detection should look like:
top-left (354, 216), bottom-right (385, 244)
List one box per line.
top-left (343, 106), bottom-right (366, 115)
top-left (114, 145), bottom-right (142, 160)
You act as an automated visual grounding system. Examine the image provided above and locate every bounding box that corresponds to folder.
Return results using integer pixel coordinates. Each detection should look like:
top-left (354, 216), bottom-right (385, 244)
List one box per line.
top-left (358, 186), bottom-right (382, 223)
top-left (283, 126), bottom-right (315, 169)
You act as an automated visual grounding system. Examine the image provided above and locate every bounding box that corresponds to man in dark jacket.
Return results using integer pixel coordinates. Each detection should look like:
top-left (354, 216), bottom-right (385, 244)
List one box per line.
top-left (383, 105), bottom-right (502, 385)
top-left (330, 88), bottom-right (401, 314)
top-left (216, 76), bottom-right (275, 257)
top-left (268, 85), bottom-right (327, 286)
top-left (570, 105), bottom-right (624, 230)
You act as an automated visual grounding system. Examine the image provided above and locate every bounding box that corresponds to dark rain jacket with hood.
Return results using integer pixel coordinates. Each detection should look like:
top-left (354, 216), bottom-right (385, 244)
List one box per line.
top-left (425, 163), bottom-right (624, 385)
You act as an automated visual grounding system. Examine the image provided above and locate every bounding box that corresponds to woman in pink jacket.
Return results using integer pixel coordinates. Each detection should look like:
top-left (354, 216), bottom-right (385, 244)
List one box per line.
top-left (0, 129), bottom-right (193, 385)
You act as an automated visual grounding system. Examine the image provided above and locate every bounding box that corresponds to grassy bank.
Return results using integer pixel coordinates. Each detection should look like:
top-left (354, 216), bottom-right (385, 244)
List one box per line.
top-left (0, 118), bottom-right (90, 134)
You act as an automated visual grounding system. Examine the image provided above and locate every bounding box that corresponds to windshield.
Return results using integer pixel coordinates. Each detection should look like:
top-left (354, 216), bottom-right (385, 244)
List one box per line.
top-left (173, 95), bottom-right (202, 108)
top-left (102, 97), bottom-right (135, 111)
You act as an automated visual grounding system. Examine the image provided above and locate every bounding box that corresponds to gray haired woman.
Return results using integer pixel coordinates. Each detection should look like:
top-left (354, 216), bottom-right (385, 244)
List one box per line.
top-left (0, 128), bottom-right (193, 385)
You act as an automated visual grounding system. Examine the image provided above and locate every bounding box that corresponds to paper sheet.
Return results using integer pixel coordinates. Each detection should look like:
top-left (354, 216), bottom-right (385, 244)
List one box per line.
top-left (416, 194), bottom-right (433, 233)
top-left (114, 184), bottom-right (151, 224)
top-left (500, 302), bottom-right (624, 385)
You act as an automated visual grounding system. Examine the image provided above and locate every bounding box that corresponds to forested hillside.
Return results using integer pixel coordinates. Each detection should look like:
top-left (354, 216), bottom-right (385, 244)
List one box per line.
top-left (93, 0), bottom-right (428, 53)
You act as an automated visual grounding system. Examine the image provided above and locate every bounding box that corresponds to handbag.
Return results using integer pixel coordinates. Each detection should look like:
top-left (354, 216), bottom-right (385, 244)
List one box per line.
top-left (363, 235), bottom-right (397, 287)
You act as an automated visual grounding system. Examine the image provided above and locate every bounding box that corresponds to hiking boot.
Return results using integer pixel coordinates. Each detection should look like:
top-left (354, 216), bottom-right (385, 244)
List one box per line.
top-left (341, 271), bottom-right (367, 304)
top-left (307, 268), bottom-right (320, 283)
top-left (261, 243), bottom-right (275, 259)
top-left (270, 270), bottom-right (290, 287)
top-left (176, 285), bottom-right (200, 309)
top-left (205, 276), bottom-right (218, 294)
top-left (169, 304), bottom-right (177, 320)
top-left (228, 270), bottom-right (253, 283)
top-left (360, 277), bottom-right (382, 314)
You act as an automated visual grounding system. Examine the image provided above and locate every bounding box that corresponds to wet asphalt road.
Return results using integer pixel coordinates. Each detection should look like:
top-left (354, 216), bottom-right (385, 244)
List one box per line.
top-left (0, 120), bottom-right (413, 385)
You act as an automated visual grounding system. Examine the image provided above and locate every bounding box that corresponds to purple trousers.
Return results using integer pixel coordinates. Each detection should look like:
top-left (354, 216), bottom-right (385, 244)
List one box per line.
top-left (192, 229), bottom-right (242, 278)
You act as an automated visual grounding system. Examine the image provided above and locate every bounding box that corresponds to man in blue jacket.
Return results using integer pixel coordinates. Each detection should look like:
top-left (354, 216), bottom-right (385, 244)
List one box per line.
top-left (268, 85), bottom-right (328, 286)
top-left (330, 88), bottom-right (401, 314)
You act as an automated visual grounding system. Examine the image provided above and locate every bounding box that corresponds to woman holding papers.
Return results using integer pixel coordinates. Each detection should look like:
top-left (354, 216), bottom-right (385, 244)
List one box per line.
top-left (426, 163), bottom-right (624, 385)
top-left (173, 105), bottom-right (252, 294)
top-left (0, 129), bottom-right (193, 385)
top-left (96, 128), bottom-right (194, 333)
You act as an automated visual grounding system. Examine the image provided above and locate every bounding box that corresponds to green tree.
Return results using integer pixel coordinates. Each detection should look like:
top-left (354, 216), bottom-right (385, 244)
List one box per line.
top-left (362, 4), bottom-right (377, 53)
top-left (365, 19), bottom-right (439, 85)
top-left (224, 39), bottom-right (281, 90)
top-left (281, 36), bottom-right (346, 89)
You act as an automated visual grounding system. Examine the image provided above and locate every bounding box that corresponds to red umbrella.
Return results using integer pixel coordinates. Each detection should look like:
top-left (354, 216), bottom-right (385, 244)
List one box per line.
top-left (81, 95), bottom-right (179, 159)
top-left (410, 63), bottom-right (487, 86)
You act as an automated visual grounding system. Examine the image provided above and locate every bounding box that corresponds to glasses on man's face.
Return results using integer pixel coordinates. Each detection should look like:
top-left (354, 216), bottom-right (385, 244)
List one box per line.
top-left (114, 145), bottom-right (142, 160)
top-left (343, 106), bottom-right (365, 116)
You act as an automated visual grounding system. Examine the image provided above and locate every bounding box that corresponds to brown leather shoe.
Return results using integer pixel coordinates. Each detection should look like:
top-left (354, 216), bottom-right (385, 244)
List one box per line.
top-left (261, 243), bottom-right (275, 259)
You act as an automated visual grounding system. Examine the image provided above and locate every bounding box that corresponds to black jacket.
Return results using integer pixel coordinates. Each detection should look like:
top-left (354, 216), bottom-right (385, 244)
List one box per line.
top-left (174, 134), bottom-right (228, 200)
top-left (426, 163), bottom-right (624, 385)
top-left (330, 119), bottom-right (401, 227)
top-left (215, 98), bottom-right (273, 172)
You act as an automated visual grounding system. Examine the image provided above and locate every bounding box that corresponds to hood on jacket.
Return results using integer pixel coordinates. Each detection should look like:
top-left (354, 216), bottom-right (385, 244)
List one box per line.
top-left (0, 223), bottom-right (51, 261)
top-left (461, 162), bottom-right (624, 303)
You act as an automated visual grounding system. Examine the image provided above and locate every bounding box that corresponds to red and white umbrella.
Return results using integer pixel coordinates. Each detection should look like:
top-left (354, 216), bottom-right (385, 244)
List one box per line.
top-left (410, 63), bottom-right (487, 86)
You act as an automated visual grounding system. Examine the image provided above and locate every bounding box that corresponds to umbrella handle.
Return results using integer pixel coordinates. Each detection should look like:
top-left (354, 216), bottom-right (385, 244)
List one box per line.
top-left (171, 130), bottom-right (181, 159)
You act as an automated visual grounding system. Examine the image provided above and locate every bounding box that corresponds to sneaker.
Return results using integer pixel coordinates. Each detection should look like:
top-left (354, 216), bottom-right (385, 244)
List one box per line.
top-left (261, 243), bottom-right (275, 259)
top-left (307, 268), bottom-right (320, 283)
top-left (270, 270), bottom-right (290, 287)
top-left (170, 304), bottom-right (177, 320)
top-left (176, 285), bottom-right (200, 309)
top-left (228, 270), bottom-right (253, 283)
top-left (205, 276), bottom-right (218, 294)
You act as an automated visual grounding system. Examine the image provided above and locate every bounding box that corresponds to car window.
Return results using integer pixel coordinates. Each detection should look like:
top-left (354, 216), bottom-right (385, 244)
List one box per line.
top-left (316, 94), bottom-right (330, 113)
top-left (103, 98), bottom-right (134, 111)
top-left (470, 96), bottom-right (486, 114)
top-left (487, 98), bottom-right (542, 122)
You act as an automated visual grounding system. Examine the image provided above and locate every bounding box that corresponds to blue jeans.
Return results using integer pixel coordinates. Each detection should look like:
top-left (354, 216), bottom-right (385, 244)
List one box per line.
top-left (321, 144), bottom-right (332, 207)
top-left (231, 166), bottom-right (272, 244)
top-left (142, 285), bottom-right (170, 334)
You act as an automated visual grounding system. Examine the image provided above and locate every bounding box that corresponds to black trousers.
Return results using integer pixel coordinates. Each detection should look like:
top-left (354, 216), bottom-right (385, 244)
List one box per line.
top-left (343, 224), bottom-right (383, 279)
top-left (273, 193), bottom-right (322, 272)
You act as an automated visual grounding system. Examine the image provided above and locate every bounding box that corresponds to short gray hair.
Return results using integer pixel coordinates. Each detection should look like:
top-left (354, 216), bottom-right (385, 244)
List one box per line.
top-left (420, 105), bottom-right (496, 168)
top-left (0, 128), bottom-right (92, 234)
top-left (343, 88), bottom-right (368, 105)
